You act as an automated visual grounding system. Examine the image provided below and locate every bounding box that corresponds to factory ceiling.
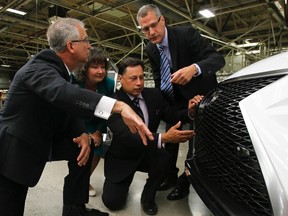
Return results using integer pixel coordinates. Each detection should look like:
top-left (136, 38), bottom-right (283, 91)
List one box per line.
top-left (0, 0), bottom-right (287, 80)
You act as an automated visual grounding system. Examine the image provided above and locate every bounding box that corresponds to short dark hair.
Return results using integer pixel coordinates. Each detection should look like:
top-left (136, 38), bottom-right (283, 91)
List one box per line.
top-left (76, 47), bottom-right (110, 82)
top-left (85, 47), bottom-right (110, 72)
top-left (117, 57), bottom-right (144, 75)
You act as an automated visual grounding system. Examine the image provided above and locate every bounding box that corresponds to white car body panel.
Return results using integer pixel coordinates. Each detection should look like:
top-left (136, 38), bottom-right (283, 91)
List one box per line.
top-left (239, 73), bottom-right (288, 216)
top-left (227, 52), bottom-right (288, 80)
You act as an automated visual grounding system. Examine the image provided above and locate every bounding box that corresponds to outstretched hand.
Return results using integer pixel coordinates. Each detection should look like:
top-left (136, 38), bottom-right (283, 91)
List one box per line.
top-left (117, 102), bottom-right (154, 145)
top-left (162, 121), bottom-right (195, 143)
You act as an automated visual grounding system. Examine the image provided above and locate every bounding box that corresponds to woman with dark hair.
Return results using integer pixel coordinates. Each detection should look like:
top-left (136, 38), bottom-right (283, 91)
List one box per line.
top-left (76, 47), bottom-right (115, 197)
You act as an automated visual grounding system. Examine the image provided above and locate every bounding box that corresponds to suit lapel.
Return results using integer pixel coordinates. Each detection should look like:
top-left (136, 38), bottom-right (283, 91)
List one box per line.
top-left (150, 43), bottom-right (161, 68)
top-left (141, 89), bottom-right (155, 128)
top-left (117, 88), bottom-right (135, 108)
top-left (149, 27), bottom-right (178, 73)
top-left (117, 88), bottom-right (153, 127)
top-left (167, 27), bottom-right (178, 72)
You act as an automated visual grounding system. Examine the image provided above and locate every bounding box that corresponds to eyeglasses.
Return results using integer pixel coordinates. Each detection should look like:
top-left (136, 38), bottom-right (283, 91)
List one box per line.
top-left (141, 17), bottom-right (161, 33)
top-left (71, 38), bottom-right (90, 44)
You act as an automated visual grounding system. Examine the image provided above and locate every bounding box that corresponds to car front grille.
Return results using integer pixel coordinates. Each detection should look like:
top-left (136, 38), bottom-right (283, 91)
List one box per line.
top-left (194, 75), bottom-right (284, 216)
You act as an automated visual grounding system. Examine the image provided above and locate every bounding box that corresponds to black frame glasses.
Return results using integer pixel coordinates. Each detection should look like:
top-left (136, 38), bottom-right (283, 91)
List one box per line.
top-left (141, 17), bottom-right (161, 33)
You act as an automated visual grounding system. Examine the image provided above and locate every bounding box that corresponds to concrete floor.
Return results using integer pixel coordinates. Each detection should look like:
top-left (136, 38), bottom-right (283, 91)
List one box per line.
top-left (25, 124), bottom-right (214, 216)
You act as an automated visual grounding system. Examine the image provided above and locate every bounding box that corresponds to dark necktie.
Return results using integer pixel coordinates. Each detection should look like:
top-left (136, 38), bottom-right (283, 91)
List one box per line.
top-left (133, 97), bottom-right (144, 122)
top-left (159, 45), bottom-right (174, 102)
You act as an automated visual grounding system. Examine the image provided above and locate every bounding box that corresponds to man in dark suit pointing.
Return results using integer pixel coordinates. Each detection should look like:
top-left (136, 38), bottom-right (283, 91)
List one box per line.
top-left (0, 18), bottom-right (153, 216)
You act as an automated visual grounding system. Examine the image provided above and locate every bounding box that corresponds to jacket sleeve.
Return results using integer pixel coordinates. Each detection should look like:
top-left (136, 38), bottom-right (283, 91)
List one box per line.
top-left (181, 26), bottom-right (225, 77)
top-left (22, 61), bottom-right (103, 118)
top-left (153, 89), bottom-right (191, 124)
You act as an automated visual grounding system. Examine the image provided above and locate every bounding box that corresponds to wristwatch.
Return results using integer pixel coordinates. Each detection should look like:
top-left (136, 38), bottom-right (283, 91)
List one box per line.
top-left (193, 64), bottom-right (200, 77)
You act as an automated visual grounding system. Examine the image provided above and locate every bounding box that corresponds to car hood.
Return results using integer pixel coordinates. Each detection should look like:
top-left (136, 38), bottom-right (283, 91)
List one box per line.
top-left (239, 70), bottom-right (288, 216)
top-left (225, 51), bottom-right (288, 81)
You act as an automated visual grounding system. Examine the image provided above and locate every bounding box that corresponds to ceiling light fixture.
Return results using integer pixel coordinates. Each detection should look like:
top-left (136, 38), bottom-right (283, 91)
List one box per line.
top-left (0, 7), bottom-right (26, 16)
top-left (1, 64), bottom-right (11, 68)
top-left (199, 9), bottom-right (215, 18)
top-left (6, 8), bottom-right (27, 16)
top-left (237, 42), bottom-right (260, 48)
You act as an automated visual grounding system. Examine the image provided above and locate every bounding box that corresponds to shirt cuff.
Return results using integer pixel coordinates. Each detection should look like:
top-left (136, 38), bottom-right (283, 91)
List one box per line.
top-left (193, 64), bottom-right (201, 77)
top-left (157, 133), bottom-right (162, 149)
top-left (94, 96), bottom-right (116, 120)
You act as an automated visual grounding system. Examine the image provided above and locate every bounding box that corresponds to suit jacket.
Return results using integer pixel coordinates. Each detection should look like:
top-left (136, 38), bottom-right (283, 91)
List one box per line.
top-left (104, 87), bottom-right (190, 183)
top-left (0, 49), bottom-right (105, 187)
top-left (147, 25), bottom-right (225, 107)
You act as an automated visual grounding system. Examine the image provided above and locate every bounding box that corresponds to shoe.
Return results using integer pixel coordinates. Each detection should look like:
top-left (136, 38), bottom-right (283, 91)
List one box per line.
top-left (167, 185), bottom-right (189, 201)
top-left (157, 178), bottom-right (177, 191)
top-left (62, 205), bottom-right (109, 216)
top-left (142, 201), bottom-right (158, 215)
top-left (89, 185), bottom-right (97, 197)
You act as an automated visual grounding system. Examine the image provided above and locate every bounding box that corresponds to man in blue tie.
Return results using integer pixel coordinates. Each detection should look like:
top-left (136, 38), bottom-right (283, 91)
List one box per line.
top-left (137, 4), bottom-right (225, 200)
top-left (101, 57), bottom-right (203, 215)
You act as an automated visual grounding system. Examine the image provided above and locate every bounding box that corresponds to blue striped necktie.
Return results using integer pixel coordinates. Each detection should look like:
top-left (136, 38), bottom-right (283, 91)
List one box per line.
top-left (159, 45), bottom-right (174, 102)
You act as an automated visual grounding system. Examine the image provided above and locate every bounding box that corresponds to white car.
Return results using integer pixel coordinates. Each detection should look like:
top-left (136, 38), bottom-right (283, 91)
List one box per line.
top-left (185, 51), bottom-right (288, 216)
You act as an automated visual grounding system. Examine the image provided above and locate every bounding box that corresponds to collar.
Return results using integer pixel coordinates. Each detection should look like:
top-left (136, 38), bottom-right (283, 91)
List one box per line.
top-left (127, 93), bottom-right (144, 101)
top-left (157, 27), bottom-right (169, 49)
top-left (63, 63), bottom-right (72, 76)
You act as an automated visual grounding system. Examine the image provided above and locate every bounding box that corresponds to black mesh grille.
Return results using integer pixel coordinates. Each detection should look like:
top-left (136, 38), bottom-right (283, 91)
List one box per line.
top-left (194, 75), bottom-right (284, 216)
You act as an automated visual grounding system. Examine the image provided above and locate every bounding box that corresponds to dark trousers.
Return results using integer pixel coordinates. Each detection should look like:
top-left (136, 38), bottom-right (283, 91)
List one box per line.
top-left (163, 123), bottom-right (183, 180)
top-left (51, 136), bottom-right (94, 205)
top-left (0, 175), bottom-right (28, 216)
top-left (164, 122), bottom-right (193, 187)
top-left (102, 148), bottom-right (170, 210)
top-left (0, 137), bottom-right (94, 216)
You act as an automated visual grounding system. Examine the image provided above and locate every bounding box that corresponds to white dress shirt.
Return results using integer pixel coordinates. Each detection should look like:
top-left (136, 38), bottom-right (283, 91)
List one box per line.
top-left (127, 93), bottom-right (163, 149)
